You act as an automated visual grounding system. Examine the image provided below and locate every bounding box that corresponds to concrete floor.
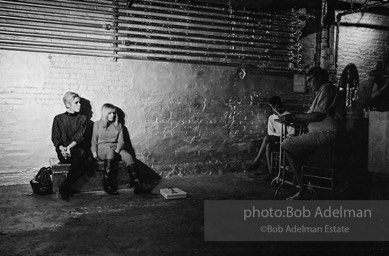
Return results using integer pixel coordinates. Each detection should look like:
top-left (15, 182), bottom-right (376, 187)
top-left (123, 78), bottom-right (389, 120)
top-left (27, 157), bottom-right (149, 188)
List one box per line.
top-left (0, 172), bottom-right (388, 256)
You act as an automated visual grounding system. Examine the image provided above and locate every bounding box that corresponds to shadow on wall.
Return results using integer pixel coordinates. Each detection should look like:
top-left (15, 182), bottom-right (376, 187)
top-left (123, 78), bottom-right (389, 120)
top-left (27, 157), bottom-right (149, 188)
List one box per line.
top-left (116, 107), bottom-right (162, 183)
top-left (136, 159), bottom-right (162, 185)
top-left (116, 107), bottom-right (136, 158)
top-left (80, 97), bottom-right (94, 152)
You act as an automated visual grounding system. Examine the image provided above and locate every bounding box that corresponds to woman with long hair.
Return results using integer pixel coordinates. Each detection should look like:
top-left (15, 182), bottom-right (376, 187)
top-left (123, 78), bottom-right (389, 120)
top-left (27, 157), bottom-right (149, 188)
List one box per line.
top-left (91, 103), bottom-right (138, 195)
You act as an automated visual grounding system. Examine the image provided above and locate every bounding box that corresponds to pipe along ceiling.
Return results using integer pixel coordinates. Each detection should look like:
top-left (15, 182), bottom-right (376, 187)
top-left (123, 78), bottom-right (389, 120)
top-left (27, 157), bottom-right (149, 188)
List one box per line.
top-left (0, 0), bottom-right (310, 72)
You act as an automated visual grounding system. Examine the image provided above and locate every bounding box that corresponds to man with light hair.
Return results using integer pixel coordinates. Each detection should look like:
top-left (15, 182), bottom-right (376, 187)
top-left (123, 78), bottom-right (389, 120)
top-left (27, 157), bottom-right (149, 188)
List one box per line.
top-left (52, 91), bottom-right (91, 200)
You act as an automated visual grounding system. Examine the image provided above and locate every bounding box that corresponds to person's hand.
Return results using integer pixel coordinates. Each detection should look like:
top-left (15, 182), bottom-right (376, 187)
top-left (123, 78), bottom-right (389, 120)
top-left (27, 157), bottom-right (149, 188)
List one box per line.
top-left (61, 148), bottom-right (70, 159)
top-left (59, 146), bottom-right (68, 159)
top-left (65, 146), bottom-right (71, 157)
top-left (115, 149), bottom-right (121, 154)
top-left (59, 145), bottom-right (66, 153)
top-left (92, 152), bottom-right (98, 160)
top-left (280, 114), bottom-right (296, 124)
top-left (61, 152), bottom-right (68, 159)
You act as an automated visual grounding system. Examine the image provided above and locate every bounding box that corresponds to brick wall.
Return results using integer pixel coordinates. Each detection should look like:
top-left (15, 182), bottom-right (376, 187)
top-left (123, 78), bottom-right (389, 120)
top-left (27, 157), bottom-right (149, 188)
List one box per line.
top-left (0, 0), bottom-right (317, 184)
top-left (335, 10), bottom-right (389, 123)
top-left (0, 50), bottom-right (308, 183)
top-left (337, 11), bottom-right (389, 84)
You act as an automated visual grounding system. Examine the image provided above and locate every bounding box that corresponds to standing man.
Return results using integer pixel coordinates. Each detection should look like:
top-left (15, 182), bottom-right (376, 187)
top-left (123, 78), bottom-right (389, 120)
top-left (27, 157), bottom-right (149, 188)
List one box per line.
top-left (280, 67), bottom-right (345, 199)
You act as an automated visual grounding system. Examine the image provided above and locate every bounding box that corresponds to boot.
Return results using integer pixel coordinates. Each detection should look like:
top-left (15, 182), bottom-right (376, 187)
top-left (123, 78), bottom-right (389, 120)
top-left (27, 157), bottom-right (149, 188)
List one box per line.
top-left (59, 181), bottom-right (70, 201)
top-left (127, 164), bottom-right (150, 194)
top-left (127, 164), bottom-right (139, 188)
top-left (103, 159), bottom-right (119, 195)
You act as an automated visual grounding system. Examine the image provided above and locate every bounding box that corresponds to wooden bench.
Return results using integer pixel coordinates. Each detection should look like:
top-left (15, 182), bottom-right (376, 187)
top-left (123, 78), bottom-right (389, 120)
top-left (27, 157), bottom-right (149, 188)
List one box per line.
top-left (49, 158), bottom-right (130, 193)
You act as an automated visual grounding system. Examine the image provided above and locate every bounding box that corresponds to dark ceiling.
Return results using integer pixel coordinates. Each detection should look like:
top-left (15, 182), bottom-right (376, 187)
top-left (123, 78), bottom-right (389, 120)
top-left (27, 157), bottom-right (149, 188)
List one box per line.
top-left (193, 0), bottom-right (389, 11)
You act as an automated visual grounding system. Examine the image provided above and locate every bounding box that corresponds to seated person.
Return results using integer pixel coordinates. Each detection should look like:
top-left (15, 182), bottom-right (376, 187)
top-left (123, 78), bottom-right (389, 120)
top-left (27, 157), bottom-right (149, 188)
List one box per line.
top-left (51, 91), bottom-right (91, 201)
top-left (91, 103), bottom-right (140, 195)
top-left (280, 67), bottom-right (345, 200)
top-left (246, 96), bottom-right (294, 180)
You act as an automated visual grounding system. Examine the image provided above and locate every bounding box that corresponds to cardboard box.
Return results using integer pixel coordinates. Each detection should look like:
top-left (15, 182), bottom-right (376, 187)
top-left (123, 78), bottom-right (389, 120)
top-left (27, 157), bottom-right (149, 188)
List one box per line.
top-left (160, 187), bottom-right (187, 199)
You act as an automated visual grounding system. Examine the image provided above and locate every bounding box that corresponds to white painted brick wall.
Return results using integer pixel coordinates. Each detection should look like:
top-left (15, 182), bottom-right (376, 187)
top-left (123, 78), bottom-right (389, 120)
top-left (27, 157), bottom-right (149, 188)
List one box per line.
top-left (338, 12), bottom-right (389, 82)
top-left (1, 50), bottom-right (299, 184)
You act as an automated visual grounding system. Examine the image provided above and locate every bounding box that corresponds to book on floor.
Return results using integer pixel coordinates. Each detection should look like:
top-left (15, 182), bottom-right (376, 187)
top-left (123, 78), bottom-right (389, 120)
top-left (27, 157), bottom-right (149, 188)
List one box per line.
top-left (160, 187), bottom-right (187, 199)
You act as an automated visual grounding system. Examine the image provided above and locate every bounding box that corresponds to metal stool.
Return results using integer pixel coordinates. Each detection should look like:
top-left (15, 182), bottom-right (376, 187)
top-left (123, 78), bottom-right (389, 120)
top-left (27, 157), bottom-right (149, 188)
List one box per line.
top-left (271, 122), bottom-right (305, 197)
top-left (301, 144), bottom-right (336, 199)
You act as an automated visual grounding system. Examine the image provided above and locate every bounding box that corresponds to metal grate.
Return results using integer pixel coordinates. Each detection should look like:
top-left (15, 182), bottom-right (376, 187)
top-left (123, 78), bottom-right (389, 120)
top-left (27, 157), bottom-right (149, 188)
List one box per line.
top-left (0, 0), bottom-right (307, 71)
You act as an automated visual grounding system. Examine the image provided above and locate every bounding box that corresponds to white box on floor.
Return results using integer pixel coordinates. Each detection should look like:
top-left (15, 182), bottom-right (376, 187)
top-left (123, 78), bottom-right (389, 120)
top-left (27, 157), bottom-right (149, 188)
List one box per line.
top-left (160, 187), bottom-right (187, 199)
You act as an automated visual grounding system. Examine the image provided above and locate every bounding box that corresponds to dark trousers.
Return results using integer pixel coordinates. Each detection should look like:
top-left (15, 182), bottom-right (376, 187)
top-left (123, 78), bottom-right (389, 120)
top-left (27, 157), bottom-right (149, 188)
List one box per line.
top-left (57, 147), bottom-right (92, 190)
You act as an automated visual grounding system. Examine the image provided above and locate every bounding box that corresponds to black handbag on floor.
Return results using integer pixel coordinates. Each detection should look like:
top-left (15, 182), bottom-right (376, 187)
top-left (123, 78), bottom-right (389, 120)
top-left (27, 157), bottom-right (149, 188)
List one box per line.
top-left (30, 167), bottom-right (53, 195)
